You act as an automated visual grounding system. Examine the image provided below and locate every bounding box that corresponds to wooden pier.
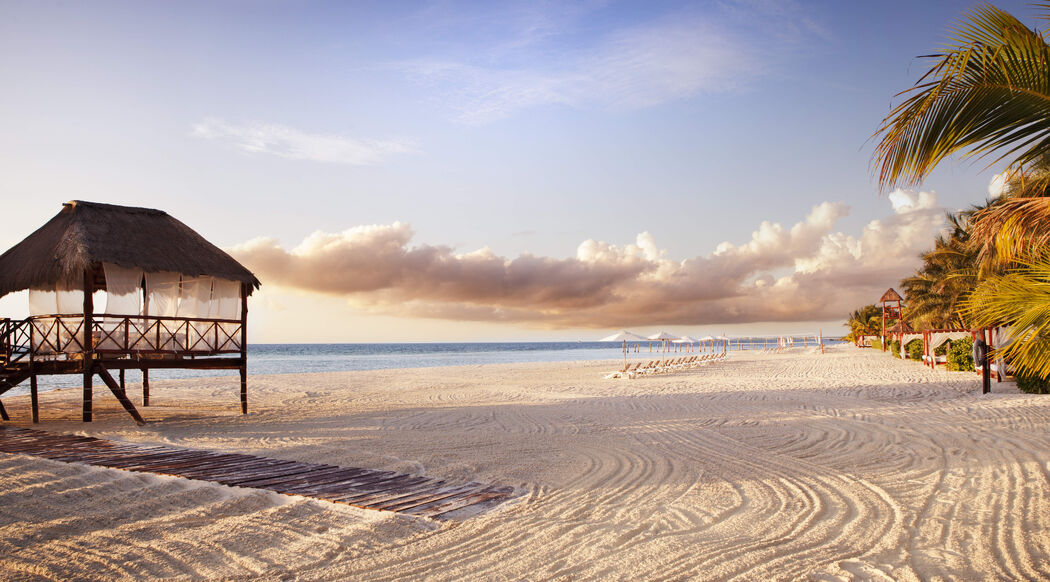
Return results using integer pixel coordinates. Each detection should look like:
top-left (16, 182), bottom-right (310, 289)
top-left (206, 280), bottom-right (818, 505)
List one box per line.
top-left (0, 426), bottom-right (516, 520)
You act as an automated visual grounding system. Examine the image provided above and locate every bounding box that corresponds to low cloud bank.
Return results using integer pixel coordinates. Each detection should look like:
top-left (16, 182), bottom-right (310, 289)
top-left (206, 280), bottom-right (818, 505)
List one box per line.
top-left (230, 190), bottom-right (944, 327)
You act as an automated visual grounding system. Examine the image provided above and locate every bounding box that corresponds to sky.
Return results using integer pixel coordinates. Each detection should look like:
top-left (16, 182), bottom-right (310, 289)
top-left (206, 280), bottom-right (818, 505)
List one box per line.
top-left (0, 0), bottom-right (1035, 342)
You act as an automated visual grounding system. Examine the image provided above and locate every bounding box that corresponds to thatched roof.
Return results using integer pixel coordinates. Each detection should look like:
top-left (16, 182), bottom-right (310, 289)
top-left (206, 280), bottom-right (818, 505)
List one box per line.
top-left (879, 288), bottom-right (902, 302)
top-left (0, 201), bottom-right (260, 297)
top-left (886, 320), bottom-right (914, 333)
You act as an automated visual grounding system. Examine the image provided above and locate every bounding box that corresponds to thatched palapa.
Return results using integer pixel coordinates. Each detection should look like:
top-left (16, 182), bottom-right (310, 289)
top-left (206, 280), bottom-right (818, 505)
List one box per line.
top-left (0, 201), bottom-right (260, 425)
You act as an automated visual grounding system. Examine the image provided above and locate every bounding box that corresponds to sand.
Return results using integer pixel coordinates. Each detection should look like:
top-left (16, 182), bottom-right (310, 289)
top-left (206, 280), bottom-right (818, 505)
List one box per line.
top-left (1, 345), bottom-right (1049, 581)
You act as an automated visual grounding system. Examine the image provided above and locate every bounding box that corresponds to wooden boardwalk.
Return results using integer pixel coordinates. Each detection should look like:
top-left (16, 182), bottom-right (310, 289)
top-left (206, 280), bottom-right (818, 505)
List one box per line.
top-left (0, 426), bottom-right (516, 520)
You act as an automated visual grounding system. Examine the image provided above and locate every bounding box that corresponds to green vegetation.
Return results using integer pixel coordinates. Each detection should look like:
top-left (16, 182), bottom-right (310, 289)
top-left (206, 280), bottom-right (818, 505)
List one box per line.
top-left (907, 339), bottom-right (924, 360)
top-left (889, 339), bottom-right (902, 358)
top-left (870, 337), bottom-right (882, 351)
top-left (844, 305), bottom-right (881, 345)
top-left (947, 338), bottom-right (975, 372)
top-left (1017, 374), bottom-right (1050, 394)
top-left (847, 3), bottom-right (1050, 383)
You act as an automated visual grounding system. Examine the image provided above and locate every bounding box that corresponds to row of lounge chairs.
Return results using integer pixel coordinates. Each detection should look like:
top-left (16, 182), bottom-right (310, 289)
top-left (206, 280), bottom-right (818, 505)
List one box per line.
top-left (604, 353), bottom-right (728, 379)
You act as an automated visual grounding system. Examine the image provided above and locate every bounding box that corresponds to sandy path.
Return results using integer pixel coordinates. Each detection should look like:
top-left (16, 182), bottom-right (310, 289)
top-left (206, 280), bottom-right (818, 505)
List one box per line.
top-left (1, 345), bottom-right (1048, 580)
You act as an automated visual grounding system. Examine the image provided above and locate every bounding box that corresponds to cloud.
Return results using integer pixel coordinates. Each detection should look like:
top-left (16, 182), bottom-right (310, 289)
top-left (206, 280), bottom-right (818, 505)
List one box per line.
top-left (191, 118), bottom-right (416, 165)
top-left (402, 3), bottom-right (819, 122)
top-left (230, 193), bottom-right (947, 328)
top-left (988, 172), bottom-right (1009, 199)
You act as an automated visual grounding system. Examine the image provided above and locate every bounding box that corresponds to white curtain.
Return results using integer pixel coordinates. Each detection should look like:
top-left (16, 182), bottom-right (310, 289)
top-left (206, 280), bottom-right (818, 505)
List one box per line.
top-left (27, 287), bottom-right (84, 354)
top-left (56, 288), bottom-right (84, 314)
top-left (928, 331), bottom-right (970, 350)
top-left (212, 278), bottom-right (242, 351)
top-left (181, 276), bottom-right (215, 350)
top-left (145, 272), bottom-right (182, 350)
top-left (28, 289), bottom-right (57, 316)
top-left (103, 263), bottom-right (143, 315)
top-left (179, 277), bottom-right (213, 318)
top-left (146, 272), bottom-right (181, 317)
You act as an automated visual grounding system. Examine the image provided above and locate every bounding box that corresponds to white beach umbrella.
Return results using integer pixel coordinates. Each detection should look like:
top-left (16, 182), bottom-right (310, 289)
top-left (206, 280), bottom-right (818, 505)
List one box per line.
top-left (673, 335), bottom-right (699, 352)
top-left (647, 331), bottom-right (679, 355)
top-left (599, 330), bottom-right (648, 342)
top-left (598, 330), bottom-right (647, 367)
top-left (647, 331), bottom-right (680, 340)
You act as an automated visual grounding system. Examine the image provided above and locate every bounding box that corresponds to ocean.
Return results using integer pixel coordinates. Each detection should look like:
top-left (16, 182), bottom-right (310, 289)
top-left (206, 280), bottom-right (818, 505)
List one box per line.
top-left (4, 338), bottom-right (844, 395)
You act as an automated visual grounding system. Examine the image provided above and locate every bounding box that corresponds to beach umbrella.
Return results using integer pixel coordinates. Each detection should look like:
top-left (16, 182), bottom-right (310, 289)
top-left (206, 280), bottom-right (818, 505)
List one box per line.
top-left (698, 335), bottom-right (714, 352)
top-left (599, 330), bottom-right (647, 368)
top-left (673, 335), bottom-right (698, 352)
top-left (647, 331), bottom-right (679, 355)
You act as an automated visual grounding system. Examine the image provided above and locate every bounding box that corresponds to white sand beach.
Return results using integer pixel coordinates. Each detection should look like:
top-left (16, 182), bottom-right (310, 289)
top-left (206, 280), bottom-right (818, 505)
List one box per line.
top-left (1, 345), bottom-right (1049, 580)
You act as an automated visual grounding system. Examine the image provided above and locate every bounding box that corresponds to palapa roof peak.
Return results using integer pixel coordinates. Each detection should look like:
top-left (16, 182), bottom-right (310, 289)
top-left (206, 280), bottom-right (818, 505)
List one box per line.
top-left (880, 288), bottom-right (903, 302)
top-left (0, 200), bottom-right (260, 297)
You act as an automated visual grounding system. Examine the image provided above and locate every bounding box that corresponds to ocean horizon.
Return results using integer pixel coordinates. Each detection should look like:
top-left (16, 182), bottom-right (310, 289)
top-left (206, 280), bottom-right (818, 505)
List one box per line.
top-left (4, 338), bottom-right (843, 396)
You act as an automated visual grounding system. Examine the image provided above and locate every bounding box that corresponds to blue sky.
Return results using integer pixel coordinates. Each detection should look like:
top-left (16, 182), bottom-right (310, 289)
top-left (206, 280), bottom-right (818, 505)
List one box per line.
top-left (0, 1), bottom-right (1035, 341)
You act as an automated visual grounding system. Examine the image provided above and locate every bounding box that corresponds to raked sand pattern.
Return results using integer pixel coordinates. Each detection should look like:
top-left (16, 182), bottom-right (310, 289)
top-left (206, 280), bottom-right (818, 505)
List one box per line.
top-left (1, 345), bottom-right (1049, 580)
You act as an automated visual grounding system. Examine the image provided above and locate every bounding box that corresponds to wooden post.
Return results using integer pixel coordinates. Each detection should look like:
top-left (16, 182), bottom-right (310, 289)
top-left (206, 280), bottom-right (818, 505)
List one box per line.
top-left (142, 369), bottom-right (150, 406)
top-left (96, 363), bottom-right (145, 425)
top-left (240, 282), bottom-right (248, 415)
top-left (30, 371), bottom-right (38, 423)
top-left (119, 368), bottom-right (125, 392)
top-left (82, 269), bottom-right (94, 422)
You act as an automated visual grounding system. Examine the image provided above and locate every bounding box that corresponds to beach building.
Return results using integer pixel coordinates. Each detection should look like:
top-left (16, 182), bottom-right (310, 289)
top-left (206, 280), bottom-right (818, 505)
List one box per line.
top-left (0, 201), bottom-right (260, 424)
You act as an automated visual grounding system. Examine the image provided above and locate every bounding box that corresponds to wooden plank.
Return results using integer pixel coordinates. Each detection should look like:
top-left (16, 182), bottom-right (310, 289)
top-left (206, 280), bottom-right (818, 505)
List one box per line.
top-left (415, 488), bottom-right (516, 519)
top-left (372, 484), bottom-right (482, 512)
top-left (0, 426), bottom-right (515, 520)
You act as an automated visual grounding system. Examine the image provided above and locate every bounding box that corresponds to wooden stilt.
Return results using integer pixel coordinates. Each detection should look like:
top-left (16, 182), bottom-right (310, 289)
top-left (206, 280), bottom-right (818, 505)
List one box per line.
top-left (96, 363), bottom-right (145, 425)
top-left (239, 365), bottom-right (247, 414)
top-left (240, 282), bottom-right (249, 415)
top-left (82, 269), bottom-right (94, 423)
top-left (0, 400), bottom-right (8, 421)
top-left (119, 368), bottom-right (125, 392)
top-left (30, 373), bottom-right (38, 423)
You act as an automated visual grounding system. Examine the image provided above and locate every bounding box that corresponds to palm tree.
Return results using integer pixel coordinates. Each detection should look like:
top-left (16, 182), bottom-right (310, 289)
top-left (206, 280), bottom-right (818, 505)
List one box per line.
top-left (874, 3), bottom-right (1050, 378)
top-left (845, 305), bottom-right (882, 344)
top-left (902, 209), bottom-right (981, 329)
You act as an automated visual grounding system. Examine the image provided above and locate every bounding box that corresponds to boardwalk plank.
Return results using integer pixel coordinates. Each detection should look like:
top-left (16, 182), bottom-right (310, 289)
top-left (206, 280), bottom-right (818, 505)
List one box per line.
top-left (0, 426), bottom-right (514, 520)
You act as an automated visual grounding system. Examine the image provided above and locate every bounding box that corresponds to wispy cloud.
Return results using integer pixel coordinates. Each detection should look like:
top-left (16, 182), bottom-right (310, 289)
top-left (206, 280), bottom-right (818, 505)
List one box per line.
top-left (230, 192), bottom-right (946, 328)
top-left (402, 2), bottom-right (822, 123)
top-left (191, 118), bottom-right (417, 165)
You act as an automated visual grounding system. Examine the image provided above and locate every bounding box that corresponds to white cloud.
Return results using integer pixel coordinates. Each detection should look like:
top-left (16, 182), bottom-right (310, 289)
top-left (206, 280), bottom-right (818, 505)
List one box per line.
top-left (988, 172), bottom-right (1009, 199)
top-left (230, 192), bottom-right (947, 327)
top-left (191, 118), bottom-right (416, 165)
top-left (402, 4), bottom-right (819, 123)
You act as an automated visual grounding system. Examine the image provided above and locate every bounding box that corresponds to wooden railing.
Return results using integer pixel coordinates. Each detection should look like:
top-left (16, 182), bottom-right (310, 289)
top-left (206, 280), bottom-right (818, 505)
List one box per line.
top-left (0, 314), bottom-right (243, 361)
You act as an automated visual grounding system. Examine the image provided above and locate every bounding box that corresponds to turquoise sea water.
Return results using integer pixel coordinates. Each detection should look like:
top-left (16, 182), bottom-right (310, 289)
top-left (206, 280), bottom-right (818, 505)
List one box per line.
top-left (4, 338), bottom-right (844, 395)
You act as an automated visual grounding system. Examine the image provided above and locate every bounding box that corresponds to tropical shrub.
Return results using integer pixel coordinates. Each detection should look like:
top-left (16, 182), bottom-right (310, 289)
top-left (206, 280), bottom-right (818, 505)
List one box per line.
top-left (946, 337), bottom-right (975, 372)
top-left (907, 339), bottom-right (924, 360)
top-left (1016, 374), bottom-right (1050, 394)
top-left (934, 343), bottom-right (948, 356)
top-left (870, 337), bottom-right (882, 351)
top-left (889, 339), bottom-right (901, 358)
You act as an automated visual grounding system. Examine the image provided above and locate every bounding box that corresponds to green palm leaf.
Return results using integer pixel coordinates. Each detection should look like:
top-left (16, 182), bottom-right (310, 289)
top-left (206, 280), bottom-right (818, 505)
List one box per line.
top-left (965, 254), bottom-right (1050, 379)
top-left (873, 3), bottom-right (1050, 189)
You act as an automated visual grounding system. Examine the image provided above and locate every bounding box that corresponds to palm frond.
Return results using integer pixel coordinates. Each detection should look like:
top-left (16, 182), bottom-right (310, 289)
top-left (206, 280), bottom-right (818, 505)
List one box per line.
top-left (873, 3), bottom-right (1050, 190)
top-left (965, 254), bottom-right (1050, 379)
top-left (969, 197), bottom-right (1050, 267)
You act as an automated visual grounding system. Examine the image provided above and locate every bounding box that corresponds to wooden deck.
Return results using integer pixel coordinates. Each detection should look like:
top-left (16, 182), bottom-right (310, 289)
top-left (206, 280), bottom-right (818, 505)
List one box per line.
top-left (0, 426), bottom-right (516, 520)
